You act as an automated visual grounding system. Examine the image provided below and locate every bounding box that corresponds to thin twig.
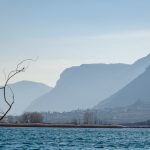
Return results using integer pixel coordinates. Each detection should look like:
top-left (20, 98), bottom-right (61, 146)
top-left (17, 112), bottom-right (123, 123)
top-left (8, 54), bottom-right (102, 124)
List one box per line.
top-left (0, 59), bottom-right (35, 121)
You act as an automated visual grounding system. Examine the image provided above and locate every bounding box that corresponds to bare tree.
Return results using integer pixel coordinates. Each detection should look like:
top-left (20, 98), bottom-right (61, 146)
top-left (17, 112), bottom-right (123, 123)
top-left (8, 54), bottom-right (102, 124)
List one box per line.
top-left (20, 112), bottom-right (43, 123)
top-left (0, 59), bottom-right (35, 121)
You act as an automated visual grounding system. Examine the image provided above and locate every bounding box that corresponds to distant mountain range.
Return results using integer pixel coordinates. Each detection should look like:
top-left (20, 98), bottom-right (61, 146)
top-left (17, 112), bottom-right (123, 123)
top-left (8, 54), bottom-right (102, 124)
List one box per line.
top-left (95, 65), bottom-right (150, 109)
top-left (26, 54), bottom-right (150, 112)
top-left (0, 81), bottom-right (52, 115)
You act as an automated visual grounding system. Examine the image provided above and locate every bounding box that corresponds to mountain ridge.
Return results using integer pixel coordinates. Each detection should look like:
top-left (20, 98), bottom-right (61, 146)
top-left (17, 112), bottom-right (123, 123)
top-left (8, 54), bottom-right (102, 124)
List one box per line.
top-left (0, 80), bottom-right (52, 115)
top-left (95, 65), bottom-right (150, 109)
top-left (27, 54), bottom-right (150, 112)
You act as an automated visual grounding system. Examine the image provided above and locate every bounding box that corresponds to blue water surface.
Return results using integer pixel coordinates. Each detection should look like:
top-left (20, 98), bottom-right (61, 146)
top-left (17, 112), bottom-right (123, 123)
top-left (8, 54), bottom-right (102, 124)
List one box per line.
top-left (0, 127), bottom-right (150, 149)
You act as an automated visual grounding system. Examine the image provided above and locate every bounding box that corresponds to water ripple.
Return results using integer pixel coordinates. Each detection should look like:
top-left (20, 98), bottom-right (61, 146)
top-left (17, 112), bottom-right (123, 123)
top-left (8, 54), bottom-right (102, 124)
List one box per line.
top-left (0, 127), bottom-right (150, 149)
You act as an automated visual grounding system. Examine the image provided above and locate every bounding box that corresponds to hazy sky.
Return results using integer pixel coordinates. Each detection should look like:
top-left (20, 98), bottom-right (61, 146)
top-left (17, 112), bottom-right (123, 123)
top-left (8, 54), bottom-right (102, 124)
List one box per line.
top-left (0, 0), bottom-right (150, 87)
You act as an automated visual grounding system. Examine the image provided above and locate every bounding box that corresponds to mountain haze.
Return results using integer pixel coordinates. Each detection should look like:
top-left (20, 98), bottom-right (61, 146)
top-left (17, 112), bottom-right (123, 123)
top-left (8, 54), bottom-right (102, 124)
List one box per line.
top-left (0, 81), bottom-right (52, 115)
top-left (95, 65), bottom-right (150, 109)
top-left (27, 54), bottom-right (150, 112)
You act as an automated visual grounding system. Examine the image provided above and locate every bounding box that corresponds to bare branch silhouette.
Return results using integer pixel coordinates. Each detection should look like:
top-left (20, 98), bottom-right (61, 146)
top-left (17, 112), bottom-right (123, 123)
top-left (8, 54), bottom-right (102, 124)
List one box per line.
top-left (0, 59), bottom-right (36, 121)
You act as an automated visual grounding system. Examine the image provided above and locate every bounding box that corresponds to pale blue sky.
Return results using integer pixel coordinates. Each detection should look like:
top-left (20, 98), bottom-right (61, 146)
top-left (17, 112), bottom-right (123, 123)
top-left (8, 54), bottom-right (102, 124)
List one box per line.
top-left (0, 0), bottom-right (150, 86)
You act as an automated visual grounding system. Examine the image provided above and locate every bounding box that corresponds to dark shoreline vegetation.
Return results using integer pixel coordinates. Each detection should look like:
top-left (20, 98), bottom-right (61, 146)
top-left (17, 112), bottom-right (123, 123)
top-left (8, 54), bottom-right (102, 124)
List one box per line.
top-left (1, 123), bottom-right (150, 128)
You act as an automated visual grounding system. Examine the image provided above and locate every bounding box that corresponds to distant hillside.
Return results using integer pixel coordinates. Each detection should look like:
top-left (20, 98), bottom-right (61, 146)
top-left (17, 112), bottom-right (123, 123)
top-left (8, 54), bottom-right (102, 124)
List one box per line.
top-left (0, 81), bottom-right (52, 115)
top-left (27, 64), bottom-right (130, 112)
top-left (92, 99), bottom-right (150, 124)
top-left (27, 54), bottom-right (150, 112)
top-left (95, 65), bottom-right (150, 109)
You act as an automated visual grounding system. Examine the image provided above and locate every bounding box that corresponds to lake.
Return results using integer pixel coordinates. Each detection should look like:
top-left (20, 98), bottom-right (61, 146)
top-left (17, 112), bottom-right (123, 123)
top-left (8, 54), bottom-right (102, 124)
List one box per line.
top-left (0, 127), bottom-right (150, 149)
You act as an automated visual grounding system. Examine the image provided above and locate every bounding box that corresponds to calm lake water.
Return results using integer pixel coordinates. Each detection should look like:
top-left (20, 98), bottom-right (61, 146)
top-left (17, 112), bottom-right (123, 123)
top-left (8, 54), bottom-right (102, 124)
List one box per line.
top-left (0, 127), bottom-right (150, 149)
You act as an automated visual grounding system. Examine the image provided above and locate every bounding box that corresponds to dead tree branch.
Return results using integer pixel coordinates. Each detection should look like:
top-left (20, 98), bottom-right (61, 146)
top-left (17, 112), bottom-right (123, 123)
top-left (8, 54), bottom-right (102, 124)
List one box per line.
top-left (0, 59), bottom-right (35, 121)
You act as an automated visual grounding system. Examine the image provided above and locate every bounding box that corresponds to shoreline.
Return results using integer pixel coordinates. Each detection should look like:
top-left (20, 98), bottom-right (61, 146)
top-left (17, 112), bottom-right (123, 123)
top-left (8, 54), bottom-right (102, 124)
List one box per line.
top-left (0, 123), bottom-right (150, 128)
